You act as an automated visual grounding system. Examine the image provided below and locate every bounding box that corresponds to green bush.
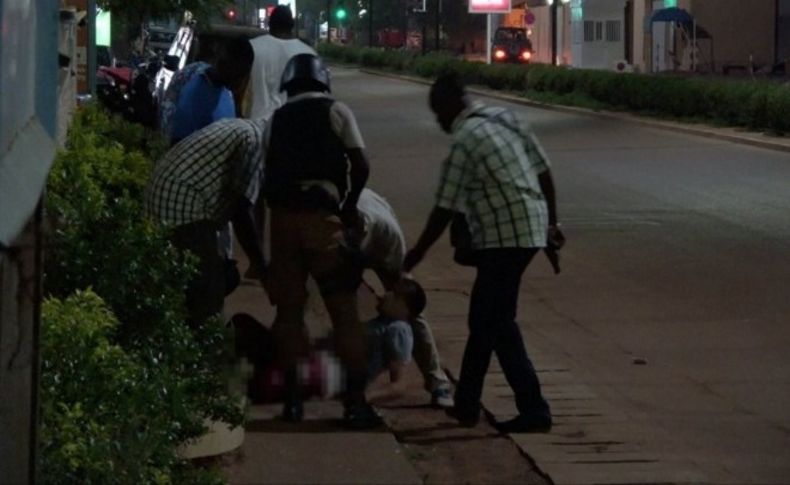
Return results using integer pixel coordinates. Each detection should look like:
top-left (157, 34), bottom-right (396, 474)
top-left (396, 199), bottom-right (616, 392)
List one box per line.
top-left (42, 105), bottom-right (242, 483)
top-left (320, 45), bottom-right (790, 134)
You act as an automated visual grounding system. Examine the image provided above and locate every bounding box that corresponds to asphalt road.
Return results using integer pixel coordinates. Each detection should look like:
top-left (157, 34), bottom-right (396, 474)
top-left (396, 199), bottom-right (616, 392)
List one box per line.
top-left (330, 66), bottom-right (790, 483)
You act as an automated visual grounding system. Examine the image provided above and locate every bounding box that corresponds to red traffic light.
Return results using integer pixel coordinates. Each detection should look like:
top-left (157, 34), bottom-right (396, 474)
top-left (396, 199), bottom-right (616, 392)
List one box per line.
top-left (226, 8), bottom-right (237, 20)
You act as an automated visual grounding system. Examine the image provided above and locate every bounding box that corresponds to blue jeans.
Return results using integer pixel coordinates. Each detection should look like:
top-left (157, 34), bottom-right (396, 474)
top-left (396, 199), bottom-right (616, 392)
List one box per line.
top-left (454, 248), bottom-right (551, 420)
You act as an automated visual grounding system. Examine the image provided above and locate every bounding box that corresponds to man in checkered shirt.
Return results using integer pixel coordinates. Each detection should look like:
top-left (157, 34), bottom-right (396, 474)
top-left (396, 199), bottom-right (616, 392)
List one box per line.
top-left (404, 73), bottom-right (565, 434)
top-left (145, 118), bottom-right (267, 326)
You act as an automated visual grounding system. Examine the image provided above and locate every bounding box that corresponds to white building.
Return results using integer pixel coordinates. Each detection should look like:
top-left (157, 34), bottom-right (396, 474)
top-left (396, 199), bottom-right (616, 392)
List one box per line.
top-left (511, 0), bottom-right (785, 73)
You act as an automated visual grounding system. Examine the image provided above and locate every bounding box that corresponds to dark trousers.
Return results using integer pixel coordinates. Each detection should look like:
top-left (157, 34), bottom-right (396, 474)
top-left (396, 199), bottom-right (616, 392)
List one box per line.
top-left (455, 248), bottom-right (551, 419)
top-left (172, 220), bottom-right (224, 327)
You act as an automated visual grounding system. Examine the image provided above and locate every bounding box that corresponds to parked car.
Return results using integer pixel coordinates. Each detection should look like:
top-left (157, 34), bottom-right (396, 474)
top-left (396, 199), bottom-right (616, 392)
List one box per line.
top-left (492, 27), bottom-right (533, 63)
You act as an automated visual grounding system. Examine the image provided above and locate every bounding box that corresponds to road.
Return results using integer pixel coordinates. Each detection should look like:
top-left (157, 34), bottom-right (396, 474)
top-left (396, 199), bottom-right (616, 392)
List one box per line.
top-left (331, 66), bottom-right (790, 484)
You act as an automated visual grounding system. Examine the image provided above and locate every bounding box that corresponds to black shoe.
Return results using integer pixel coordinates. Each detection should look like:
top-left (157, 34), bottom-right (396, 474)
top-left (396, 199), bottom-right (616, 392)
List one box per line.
top-left (445, 406), bottom-right (480, 427)
top-left (342, 402), bottom-right (383, 430)
top-left (494, 415), bottom-right (552, 434)
top-left (281, 399), bottom-right (304, 423)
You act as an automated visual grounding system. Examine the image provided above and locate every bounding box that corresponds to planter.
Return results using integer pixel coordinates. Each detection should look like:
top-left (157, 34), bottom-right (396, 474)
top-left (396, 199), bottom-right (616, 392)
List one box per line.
top-left (178, 398), bottom-right (246, 459)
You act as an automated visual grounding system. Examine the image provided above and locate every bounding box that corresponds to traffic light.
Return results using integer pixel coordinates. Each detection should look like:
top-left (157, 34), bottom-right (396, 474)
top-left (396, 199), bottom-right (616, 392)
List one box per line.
top-left (226, 7), bottom-right (237, 21)
top-left (335, 4), bottom-right (347, 21)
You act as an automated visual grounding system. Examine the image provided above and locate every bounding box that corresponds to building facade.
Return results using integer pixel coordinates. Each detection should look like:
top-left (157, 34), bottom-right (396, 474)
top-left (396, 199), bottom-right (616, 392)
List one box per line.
top-left (504, 0), bottom-right (786, 73)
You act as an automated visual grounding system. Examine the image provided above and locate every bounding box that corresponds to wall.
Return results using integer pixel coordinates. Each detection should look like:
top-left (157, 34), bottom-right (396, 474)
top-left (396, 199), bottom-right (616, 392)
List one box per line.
top-left (689, 0), bottom-right (776, 69)
top-left (0, 1), bottom-right (59, 483)
top-left (571, 0), bottom-right (628, 69)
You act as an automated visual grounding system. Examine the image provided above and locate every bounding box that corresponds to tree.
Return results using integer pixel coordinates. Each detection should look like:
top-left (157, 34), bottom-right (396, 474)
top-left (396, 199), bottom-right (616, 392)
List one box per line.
top-left (97, 0), bottom-right (232, 27)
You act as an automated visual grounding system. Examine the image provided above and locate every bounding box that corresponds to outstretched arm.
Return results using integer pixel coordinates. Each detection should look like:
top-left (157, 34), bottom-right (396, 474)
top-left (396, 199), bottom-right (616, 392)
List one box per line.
top-left (403, 207), bottom-right (454, 271)
top-left (231, 200), bottom-right (266, 283)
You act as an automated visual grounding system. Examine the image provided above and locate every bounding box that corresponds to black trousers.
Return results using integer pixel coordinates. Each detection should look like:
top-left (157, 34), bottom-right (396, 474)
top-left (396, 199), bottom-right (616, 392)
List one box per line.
top-left (454, 248), bottom-right (551, 419)
top-left (172, 220), bottom-right (224, 327)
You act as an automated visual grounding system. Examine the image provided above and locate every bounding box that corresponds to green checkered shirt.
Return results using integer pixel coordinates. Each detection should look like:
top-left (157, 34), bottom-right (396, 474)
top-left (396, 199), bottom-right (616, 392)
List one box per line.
top-left (436, 102), bottom-right (551, 249)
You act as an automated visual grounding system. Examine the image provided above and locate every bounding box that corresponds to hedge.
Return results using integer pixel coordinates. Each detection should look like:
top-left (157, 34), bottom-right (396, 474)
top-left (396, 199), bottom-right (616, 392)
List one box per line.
top-left (318, 45), bottom-right (790, 135)
top-left (41, 104), bottom-right (240, 484)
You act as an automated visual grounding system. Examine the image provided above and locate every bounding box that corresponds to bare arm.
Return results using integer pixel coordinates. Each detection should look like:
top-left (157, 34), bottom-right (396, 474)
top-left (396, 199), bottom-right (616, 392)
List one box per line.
top-left (340, 148), bottom-right (370, 227)
top-left (403, 207), bottom-right (454, 271)
top-left (230, 200), bottom-right (266, 280)
top-left (537, 169), bottom-right (558, 226)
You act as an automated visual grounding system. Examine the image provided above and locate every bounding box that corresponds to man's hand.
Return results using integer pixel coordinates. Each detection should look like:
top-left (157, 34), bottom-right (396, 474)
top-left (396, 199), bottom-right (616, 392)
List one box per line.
top-left (547, 225), bottom-right (565, 250)
top-left (403, 248), bottom-right (425, 272)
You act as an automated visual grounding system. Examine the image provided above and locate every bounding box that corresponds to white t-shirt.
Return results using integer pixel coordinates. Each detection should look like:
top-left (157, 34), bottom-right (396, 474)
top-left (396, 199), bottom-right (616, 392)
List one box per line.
top-left (357, 189), bottom-right (406, 275)
top-left (246, 35), bottom-right (316, 120)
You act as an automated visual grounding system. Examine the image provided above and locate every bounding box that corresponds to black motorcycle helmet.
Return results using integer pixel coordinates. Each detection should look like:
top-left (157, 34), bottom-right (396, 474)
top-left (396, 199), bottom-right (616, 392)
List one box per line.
top-left (280, 53), bottom-right (331, 95)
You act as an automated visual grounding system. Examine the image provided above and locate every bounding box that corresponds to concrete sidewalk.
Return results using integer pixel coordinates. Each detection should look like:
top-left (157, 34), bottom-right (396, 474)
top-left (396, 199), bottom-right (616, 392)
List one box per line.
top-left (221, 279), bottom-right (424, 485)
top-left (220, 266), bottom-right (549, 484)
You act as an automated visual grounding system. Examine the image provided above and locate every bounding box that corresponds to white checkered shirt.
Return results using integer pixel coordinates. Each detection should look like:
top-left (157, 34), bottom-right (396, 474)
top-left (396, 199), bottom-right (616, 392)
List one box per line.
top-left (145, 118), bottom-right (265, 227)
top-left (436, 102), bottom-right (551, 249)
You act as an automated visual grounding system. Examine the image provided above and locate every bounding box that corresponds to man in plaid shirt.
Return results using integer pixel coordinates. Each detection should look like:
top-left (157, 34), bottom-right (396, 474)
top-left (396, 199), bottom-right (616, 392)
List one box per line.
top-left (145, 118), bottom-right (267, 326)
top-left (405, 73), bottom-right (565, 434)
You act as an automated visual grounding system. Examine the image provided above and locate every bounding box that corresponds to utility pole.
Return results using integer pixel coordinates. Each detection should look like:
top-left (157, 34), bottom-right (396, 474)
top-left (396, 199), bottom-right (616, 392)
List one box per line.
top-left (327, 0), bottom-right (332, 42)
top-left (550, 0), bottom-right (558, 65)
top-left (369, 0), bottom-right (374, 47)
top-left (434, 0), bottom-right (440, 51)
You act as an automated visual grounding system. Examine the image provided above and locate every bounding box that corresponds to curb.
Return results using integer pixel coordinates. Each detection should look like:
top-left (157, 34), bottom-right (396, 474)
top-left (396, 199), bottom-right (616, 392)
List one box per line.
top-left (354, 67), bottom-right (790, 154)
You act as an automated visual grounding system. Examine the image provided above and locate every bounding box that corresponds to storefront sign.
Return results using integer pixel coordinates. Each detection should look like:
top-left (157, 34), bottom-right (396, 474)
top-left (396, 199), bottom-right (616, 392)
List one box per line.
top-left (469, 0), bottom-right (511, 14)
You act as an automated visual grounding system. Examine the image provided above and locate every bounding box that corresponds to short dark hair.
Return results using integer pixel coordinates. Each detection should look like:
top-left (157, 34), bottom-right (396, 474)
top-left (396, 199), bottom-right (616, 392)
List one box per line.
top-left (216, 37), bottom-right (254, 87)
top-left (269, 5), bottom-right (295, 33)
top-left (397, 278), bottom-right (427, 317)
top-left (430, 71), bottom-right (466, 108)
top-left (225, 36), bottom-right (254, 68)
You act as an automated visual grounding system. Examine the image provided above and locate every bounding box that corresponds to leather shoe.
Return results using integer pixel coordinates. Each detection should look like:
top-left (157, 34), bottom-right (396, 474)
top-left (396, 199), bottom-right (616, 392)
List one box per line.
top-left (343, 402), bottom-right (383, 430)
top-left (494, 415), bottom-right (552, 434)
top-left (445, 406), bottom-right (479, 427)
top-left (281, 399), bottom-right (304, 423)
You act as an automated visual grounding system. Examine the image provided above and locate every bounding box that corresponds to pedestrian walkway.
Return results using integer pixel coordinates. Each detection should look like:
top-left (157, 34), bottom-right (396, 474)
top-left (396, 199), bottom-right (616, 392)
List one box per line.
top-left (222, 277), bottom-right (422, 484)
top-left (220, 262), bottom-right (547, 484)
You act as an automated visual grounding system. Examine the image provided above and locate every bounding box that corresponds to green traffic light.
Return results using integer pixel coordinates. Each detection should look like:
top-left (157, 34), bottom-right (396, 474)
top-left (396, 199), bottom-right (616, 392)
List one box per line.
top-left (335, 8), bottom-right (347, 20)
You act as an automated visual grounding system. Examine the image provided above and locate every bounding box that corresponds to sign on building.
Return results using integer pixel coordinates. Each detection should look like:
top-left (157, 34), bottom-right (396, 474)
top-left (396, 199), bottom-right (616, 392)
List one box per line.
top-left (469, 0), bottom-right (511, 14)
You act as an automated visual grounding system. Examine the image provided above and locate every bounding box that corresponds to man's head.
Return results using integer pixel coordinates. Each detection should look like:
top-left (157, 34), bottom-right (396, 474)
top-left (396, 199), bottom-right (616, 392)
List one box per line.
top-left (429, 72), bottom-right (468, 134)
top-left (269, 5), bottom-right (295, 38)
top-left (378, 278), bottom-right (427, 321)
top-left (280, 53), bottom-right (331, 96)
top-left (214, 37), bottom-right (254, 91)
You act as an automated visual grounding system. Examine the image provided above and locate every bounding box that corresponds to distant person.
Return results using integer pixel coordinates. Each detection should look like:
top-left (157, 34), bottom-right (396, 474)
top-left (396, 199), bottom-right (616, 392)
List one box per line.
top-left (245, 5), bottom-right (317, 120)
top-left (404, 72), bottom-right (565, 434)
top-left (365, 278), bottom-right (426, 404)
top-left (160, 37), bottom-right (254, 145)
top-left (144, 118), bottom-right (267, 327)
top-left (356, 188), bottom-right (454, 408)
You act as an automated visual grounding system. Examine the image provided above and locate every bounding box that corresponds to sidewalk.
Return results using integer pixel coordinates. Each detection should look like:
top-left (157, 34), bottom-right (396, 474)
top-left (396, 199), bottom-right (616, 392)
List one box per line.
top-left (219, 264), bottom-right (549, 484)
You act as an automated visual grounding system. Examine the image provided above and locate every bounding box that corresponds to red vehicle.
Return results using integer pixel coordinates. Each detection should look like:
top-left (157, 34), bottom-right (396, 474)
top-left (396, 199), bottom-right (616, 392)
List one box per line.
top-left (378, 29), bottom-right (405, 49)
top-left (492, 27), bottom-right (533, 63)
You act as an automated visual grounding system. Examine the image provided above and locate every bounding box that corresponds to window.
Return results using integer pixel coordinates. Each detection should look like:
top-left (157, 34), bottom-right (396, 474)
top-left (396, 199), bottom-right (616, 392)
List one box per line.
top-left (583, 21), bottom-right (595, 42)
top-left (595, 21), bottom-right (603, 41)
top-left (606, 20), bottom-right (622, 42)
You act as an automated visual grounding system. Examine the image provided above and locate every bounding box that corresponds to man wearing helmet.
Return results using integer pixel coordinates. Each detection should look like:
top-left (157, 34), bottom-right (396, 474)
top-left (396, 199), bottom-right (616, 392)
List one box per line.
top-left (263, 53), bottom-right (377, 428)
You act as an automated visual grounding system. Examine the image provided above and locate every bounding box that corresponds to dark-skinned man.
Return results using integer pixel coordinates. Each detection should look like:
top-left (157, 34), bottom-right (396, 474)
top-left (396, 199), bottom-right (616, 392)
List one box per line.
top-left (145, 117), bottom-right (267, 327)
top-left (404, 72), bottom-right (565, 434)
